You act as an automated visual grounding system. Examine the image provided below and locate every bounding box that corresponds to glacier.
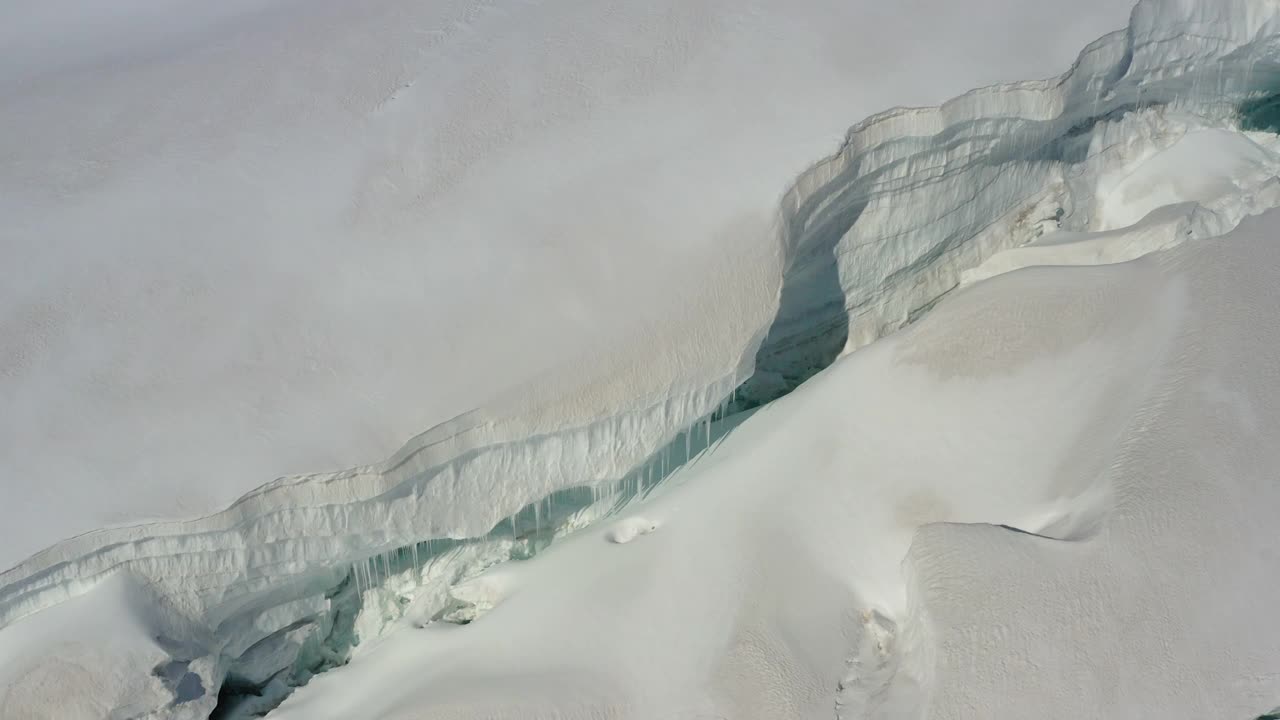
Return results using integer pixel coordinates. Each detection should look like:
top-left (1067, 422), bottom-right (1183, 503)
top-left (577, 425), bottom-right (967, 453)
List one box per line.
top-left (3, 0), bottom-right (1280, 717)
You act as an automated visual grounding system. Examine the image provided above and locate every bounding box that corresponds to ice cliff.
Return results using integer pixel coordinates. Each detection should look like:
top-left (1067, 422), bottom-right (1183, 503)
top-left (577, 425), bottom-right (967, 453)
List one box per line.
top-left (4, 0), bottom-right (1280, 717)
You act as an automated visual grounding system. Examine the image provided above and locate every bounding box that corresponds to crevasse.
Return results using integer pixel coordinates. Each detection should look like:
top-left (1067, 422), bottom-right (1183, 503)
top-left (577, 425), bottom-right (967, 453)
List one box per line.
top-left (5, 0), bottom-right (1280, 716)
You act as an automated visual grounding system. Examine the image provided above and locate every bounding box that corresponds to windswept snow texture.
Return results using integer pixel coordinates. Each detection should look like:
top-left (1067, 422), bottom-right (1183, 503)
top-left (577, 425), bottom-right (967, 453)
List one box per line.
top-left (5, 0), bottom-right (1280, 718)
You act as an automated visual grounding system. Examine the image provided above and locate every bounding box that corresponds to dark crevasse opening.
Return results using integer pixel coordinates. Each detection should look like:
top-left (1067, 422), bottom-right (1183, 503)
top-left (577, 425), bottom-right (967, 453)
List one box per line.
top-left (208, 401), bottom-right (754, 718)
top-left (212, 577), bottom-right (361, 719)
top-left (731, 153), bottom-right (871, 412)
top-left (1239, 91), bottom-right (1280, 132)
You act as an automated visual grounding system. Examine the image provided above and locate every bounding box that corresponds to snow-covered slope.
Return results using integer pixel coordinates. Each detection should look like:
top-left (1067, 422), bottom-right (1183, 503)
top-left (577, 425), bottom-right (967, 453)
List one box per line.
top-left (5, 0), bottom-right (1280, 718)
top-left (265, 210), bottom-right (1280, 720)
top-left (0, 0), bottom-right (1125, 571)
top-left (265, 212), bottom-right (1280, 720)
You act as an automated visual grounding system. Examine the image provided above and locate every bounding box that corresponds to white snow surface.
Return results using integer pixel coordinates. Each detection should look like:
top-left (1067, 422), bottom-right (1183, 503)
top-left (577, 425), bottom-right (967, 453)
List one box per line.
top-left (5, 0), bottom-right (1280, 718)
top-left (0, 0), bottom-right (1128, 571)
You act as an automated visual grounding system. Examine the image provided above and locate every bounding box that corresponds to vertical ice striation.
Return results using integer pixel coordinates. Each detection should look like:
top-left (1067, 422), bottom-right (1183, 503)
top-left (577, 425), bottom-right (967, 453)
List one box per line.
top-left (744, 0), bottom-right (1280, 407)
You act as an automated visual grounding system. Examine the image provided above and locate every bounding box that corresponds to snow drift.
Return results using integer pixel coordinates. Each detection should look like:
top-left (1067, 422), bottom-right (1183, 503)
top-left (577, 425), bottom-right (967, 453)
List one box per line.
top-left (4, 0), bottom-right (1280, 717)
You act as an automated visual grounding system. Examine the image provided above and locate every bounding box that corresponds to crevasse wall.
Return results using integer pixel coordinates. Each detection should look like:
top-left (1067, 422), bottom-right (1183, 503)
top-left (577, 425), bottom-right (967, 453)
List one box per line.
top-left (4, 0), bottom-right (1280, 715)
top-left (748, 0), bottom-right (1280, 399)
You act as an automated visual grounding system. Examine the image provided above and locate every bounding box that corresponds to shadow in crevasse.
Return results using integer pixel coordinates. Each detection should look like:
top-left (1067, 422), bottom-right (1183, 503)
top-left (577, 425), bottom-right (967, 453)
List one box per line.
top-left (731, 155), bottom-right (868, 413)
top-left (726, 97), bottom-right (1147, 416)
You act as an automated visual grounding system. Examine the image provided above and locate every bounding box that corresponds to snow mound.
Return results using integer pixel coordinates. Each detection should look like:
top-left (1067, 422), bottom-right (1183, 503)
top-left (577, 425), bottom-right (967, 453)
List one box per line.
top-left (606, 517), bottom-right (662, 545)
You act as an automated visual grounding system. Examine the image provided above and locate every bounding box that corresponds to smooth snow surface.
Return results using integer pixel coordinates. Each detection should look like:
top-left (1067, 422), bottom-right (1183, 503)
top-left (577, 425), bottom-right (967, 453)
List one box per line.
top-left (5, 0), bottom-right (1280, 718)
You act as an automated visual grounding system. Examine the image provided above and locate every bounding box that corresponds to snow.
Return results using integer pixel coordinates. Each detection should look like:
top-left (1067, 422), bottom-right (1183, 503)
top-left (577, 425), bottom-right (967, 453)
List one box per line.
top-left (4, 0), bottom-right (1280, 717)
top-left (1094, 128), bottom-right (1280, 229)
top-left (963, 127), bottom-right (1280, 285)
top-left (266, 213), bottom-right (1279, 720)
top-left (0, 573), bottom-right (218, 719)
top-left (911, 218), bottom-right (1280, 719)
top-left (605, 517), bottom-right (661, 545)
top-left (0, 0), bottom-right (1128, 571)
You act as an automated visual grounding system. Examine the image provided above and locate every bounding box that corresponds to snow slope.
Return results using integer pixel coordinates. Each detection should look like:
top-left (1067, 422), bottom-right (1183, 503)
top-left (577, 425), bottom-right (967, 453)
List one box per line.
top-left (5, 0), bottom-right (1280, 717)
top-left (269, 212), bottom-right (1280, 720)
top-left (0, 0), bottom-right (1128, 570)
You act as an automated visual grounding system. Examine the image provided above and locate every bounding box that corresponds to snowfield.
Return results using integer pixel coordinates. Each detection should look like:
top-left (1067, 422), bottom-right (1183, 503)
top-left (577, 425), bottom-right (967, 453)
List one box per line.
top-left (268, 212), bottom-right (1280, 720)
top-left (3, 0), bottom-right (1280, 718)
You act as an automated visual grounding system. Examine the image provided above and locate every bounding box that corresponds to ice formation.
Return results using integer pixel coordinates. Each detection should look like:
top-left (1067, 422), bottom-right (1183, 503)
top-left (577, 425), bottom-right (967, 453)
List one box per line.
top-left (3, 0), bottom-right (1280, 717)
